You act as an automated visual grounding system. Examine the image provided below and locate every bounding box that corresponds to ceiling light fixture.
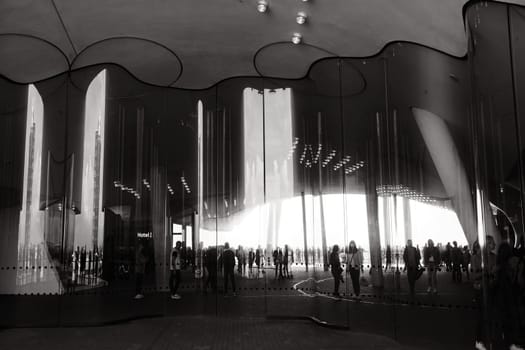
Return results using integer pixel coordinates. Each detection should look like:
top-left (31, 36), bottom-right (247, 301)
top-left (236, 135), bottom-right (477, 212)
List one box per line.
top-left (296, 11), bottom-right (307, 24)
top-left (292, 32), bottom-right (302, 44)
top-left (257, 0), bottom-right (268, 13)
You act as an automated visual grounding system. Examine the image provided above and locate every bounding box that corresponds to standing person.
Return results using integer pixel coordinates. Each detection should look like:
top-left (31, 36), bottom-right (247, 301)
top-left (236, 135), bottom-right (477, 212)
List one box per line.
top-left (471, 240), bottom-right (485, 350)
top-left (451, 241), bottom-right (462, 283)
top-left (273, 248), bottom-right (279, 278)
top-left (385, 245), bottom-right (392, 272)
top-left (248, 249), bottom-right (255, 278)
top-left (255, 246), bottom-right (261, 278)
top-left (330, 245), bottom-right (343, 297)
top-left (169, 241), bottom-right (182, 300)
top-left (204, 246), bottom-right (218, 293)
top-left (403, 239), bottom-right (421, 298)
top-left (347, 240), bottom-right (363, 299)
top-left (241, 248), bottom-right (247, 276)
top-left (278, 248), bottom-right (284, 279)
top-left (463, 245), bottom-right (471, 281)
top-left (134, 242), bottom-right (148, 299)
top-left (423, 239), bottom-right (440, 294)
top-left (80, 247), bottom-right (87, 283)
top-left (236, 246), bottom-right (243, 274)
top-left (283, 245), bottom-right (290, 278)
top-left (444, 242), bottom-right (452, 272)
top-left (222, 242), bottom-right (236, 296)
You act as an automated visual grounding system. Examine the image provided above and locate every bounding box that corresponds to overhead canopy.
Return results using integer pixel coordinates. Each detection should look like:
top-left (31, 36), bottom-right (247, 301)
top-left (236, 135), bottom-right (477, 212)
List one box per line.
top-left (1, 0), bottom-right (525, 88)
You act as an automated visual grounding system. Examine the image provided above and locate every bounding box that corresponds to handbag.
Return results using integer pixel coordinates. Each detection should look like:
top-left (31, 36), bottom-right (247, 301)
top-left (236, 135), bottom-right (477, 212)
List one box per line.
top-left (415, 266), bottom-right (425, 280)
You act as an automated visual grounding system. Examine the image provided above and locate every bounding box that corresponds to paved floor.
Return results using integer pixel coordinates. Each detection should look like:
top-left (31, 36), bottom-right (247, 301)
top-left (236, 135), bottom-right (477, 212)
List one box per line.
top-left (0, 268), bottom-right (485, 349)
top-left (0, 315), bottom-right (426, 350)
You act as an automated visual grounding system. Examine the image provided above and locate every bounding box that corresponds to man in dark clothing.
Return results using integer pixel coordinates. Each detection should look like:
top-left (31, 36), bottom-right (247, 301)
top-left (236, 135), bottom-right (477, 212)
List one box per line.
top-left (403, 239), bottom-right (421, 297)
top-left (451, 241), bottom-right (462, 283)
top-left (222, 243), bottom-right (236, 295)
top-left (255, 246), bottom-right (261, 278)
top-left (444, 242), bottom-right (452, 272)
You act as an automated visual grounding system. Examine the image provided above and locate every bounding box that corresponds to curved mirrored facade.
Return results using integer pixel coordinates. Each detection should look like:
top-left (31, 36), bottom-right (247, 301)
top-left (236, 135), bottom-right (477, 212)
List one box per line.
top-left (1, 2), bottom-right (525, 348)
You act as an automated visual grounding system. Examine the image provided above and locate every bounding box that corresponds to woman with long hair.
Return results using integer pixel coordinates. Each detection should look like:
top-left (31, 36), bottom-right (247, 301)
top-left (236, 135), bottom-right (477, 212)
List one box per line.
top-left (347, 240), bottom-right (363, 299)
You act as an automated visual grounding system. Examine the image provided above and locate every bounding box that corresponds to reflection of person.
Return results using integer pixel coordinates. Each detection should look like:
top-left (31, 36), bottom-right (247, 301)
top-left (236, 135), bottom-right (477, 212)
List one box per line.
top-left (248, 249), bottom-right (255, 277)
top-left (346, 241), bottom-right (363, 298)
top-left (423, 239), bottom-right (440, 294)
top-left (385, 245), bottom-right (392, 272)
top-left (283, 245), bottom-right (290, 278)
top-left (330, 245), bottom-right (343, 297)
top-left (273, 248), bottom-right (279, 279)
top-left (170, 241), bottom-right (182, 300)
top-left (255, 246), bottom-right (261, 277)
top-left (204, 247), bottom-right (217, 293)
top-left (463, 245), bottom-right (471, 281)
top-left (278, 248), bottom-right (284, 279)
top-left (222, 243), bottom-right (236, 296)
top-left (451, 241), bottom-right (462, 283)
top-left (493, 242), bottom-right (521, 348)
top-left (403, 239), bottom-right (420, 297)
top-left (134, 243), bottom-right (148, 299)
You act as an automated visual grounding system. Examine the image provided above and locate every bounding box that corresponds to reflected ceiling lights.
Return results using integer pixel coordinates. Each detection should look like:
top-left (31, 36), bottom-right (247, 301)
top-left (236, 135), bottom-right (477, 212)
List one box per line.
top-left (257, 0), bottom-right (268, 13)
top-left (296, 11), bottom-right (307, 24)
top-left (292, 33), bottom-right (302, 44)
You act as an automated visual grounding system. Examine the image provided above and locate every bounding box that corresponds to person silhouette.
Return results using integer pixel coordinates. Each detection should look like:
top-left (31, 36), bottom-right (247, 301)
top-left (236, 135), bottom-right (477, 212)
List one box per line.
top-left (222, 243), bottom-right (236, 296)
top-left (330, 245), bottom-right (343, 298)
top-left (346, 240), bottom-right (363, 299)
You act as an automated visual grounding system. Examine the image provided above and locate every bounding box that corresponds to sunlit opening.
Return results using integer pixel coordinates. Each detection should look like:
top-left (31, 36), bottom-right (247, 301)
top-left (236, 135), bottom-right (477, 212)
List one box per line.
top-left (74, 70), bottom-right (106, 252)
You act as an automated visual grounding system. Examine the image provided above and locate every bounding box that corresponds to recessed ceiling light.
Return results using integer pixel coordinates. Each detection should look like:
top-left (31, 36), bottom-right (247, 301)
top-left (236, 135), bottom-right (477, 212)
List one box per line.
top-left (292, 33), bottom-right (302, 44)
top-left (257, 0), bottom-right (268, 13)
top-left (296, 11), bottom-right (307, 24)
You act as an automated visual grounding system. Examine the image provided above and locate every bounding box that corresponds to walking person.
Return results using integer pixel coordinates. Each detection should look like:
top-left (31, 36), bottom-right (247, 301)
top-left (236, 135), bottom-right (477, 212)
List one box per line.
top-left (222, 243), bottom-right (236, 296)
top-left (403, 239), bottom-right (421, 298)
top-left (134, 242), bottom-right (148, 299)
top-left (170, 241), bottom-right (182, 300)
top-left (347, 240), bottom-right (363, 299)
top-left (330, 245), bottom-right (344, 298)
top-left (423, 239), bottom-right (440, 294)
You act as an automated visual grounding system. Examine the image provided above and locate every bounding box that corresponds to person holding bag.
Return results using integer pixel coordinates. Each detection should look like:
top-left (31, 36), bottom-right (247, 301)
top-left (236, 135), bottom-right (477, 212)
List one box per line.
top-left (347, 240), bottom-right (363, 299)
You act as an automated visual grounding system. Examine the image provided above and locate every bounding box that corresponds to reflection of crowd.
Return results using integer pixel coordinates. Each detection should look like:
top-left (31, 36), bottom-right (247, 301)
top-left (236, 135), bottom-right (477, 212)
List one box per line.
top-left (129, 236), bottom-right (525, 349)
top-left (70, 246), bottom-right (102, 287)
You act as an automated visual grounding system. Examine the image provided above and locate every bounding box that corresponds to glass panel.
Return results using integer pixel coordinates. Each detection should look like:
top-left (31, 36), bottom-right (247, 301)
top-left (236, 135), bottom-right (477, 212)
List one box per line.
top-left (0, 73), bottom-right (69, 326)
top-left (340, 55), bottom-right (395, 337)
top-left (386, 43), bottom-right (474, 347)
top-left (468, 2), bottom-right (525, 348)
top-left (215, 78), bottom-right (266, 316)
